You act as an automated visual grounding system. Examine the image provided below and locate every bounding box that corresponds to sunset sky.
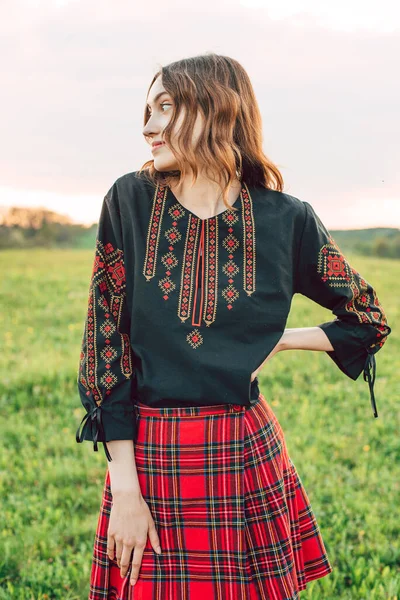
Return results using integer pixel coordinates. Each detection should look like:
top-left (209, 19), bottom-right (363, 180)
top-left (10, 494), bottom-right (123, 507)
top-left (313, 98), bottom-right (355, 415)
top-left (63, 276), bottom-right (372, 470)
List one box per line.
top-left (1, 0), bottom-right (399, 228)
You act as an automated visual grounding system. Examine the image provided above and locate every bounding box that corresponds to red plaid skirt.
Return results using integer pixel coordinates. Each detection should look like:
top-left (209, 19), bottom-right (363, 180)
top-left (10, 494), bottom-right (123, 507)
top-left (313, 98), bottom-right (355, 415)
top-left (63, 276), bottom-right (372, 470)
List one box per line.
top-left (88, 392), bottom-right (333, 599)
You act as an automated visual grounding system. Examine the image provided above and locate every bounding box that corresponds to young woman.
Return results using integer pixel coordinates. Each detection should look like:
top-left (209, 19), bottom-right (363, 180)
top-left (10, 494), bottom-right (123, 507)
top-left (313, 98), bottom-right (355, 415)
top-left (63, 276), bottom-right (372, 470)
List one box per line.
top-left (76, 53), bottom-right (392, 599)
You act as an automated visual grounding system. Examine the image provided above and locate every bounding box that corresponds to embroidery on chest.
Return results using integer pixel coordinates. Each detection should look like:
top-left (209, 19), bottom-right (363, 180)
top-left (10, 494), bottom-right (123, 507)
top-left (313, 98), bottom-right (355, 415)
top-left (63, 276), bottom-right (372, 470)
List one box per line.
top-left (142, 181), bottom-right (256, 348)
top-left (317, 237), bottom-right (390, 349)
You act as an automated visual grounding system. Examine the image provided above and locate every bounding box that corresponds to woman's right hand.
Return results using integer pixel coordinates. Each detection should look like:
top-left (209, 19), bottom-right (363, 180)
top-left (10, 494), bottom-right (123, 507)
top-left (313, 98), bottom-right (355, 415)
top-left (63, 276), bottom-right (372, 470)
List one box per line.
top-left (107, 491), bottom-right (162, 587)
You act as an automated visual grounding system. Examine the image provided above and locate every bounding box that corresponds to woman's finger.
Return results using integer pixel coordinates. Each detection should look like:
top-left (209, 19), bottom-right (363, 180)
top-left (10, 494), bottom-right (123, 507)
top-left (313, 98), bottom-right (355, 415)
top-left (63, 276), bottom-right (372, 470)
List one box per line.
top-left (115, 537), bottom-right (123, 568)
top-left (106, 534), bottom-right (115, 562)
top-left (119, 541), bottom-right (134, 578)
top-left (130, 540), bottom-right (146, 586)
top-left (147, 516), bottom-right (162, 554)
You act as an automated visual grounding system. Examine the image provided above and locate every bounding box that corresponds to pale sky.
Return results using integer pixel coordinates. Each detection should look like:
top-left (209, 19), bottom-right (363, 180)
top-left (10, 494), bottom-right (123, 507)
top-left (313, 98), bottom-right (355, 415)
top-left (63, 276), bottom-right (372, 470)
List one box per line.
top-left (1, 0), bottom-right (399, 228)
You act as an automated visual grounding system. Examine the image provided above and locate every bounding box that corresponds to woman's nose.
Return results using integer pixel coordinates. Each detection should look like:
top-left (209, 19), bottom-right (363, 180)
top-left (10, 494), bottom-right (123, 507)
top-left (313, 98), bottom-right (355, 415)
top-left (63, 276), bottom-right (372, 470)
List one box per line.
top-left (143, 113), bottom-right (162, 137)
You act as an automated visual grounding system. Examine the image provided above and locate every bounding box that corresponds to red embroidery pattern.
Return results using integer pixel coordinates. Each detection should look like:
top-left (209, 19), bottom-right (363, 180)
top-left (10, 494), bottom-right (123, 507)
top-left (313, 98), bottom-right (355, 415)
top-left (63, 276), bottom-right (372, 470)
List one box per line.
top-left (143, 184), bottom-right (166, 281)
top-left (143, 181), bottom-right (256, 348)
top-left (158, 203), bottom-right (186, 300)
top-left (242, 186), bottom-right (257, 295)
top-left (318, 237), bottom-right (391, 350)
top-left (79, 240), bottom-right (133, 406)
top-left (178, 215), bottom-right (200, 322)
top-left (186, 328), bottom-right (204, 349)
top-left (202, 219), bottom-right (218, 326)
top-left (221, 211), bottom-right (240, 310)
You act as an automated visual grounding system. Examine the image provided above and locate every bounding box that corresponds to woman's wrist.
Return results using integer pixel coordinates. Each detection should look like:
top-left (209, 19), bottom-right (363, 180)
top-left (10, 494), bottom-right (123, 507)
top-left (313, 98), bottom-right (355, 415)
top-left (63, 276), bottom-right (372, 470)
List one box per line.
top-left (107, 439), bottom-right (142, 498)
top-left (112, 487), bottom-right (143, 502)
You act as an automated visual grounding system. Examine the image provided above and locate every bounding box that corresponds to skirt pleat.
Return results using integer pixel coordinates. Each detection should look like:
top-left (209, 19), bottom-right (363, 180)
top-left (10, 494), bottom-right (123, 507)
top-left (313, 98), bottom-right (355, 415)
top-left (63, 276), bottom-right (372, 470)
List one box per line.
top-left (88, 392), bottom-right (333, 600)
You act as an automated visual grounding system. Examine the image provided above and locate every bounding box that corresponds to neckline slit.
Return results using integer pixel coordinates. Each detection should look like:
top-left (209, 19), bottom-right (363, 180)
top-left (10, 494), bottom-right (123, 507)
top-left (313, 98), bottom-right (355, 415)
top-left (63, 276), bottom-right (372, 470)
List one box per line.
top-left (165, 183), bottom-right (243, 222)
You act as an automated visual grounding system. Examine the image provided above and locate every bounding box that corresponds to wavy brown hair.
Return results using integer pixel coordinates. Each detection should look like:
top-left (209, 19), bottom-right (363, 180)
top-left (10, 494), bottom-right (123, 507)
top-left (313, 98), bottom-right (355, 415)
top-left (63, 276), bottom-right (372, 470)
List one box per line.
top-left (138, 52), bottom-right (284, 213)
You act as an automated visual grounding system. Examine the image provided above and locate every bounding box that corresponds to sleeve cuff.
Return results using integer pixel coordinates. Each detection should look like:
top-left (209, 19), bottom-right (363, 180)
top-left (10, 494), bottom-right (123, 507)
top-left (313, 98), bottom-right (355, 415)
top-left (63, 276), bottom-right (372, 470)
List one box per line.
top-left (317, 320), bottom-right (376, 380)
top-left (76, 383), bottom-right (138, 461)
top-left (317, 320), bottom-right (381, 418)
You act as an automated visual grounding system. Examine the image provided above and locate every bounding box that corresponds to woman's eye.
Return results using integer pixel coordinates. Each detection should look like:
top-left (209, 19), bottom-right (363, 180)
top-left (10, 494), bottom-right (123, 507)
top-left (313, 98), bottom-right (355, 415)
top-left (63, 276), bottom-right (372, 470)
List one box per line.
top-left (148, 103), bottom-right (172, 116)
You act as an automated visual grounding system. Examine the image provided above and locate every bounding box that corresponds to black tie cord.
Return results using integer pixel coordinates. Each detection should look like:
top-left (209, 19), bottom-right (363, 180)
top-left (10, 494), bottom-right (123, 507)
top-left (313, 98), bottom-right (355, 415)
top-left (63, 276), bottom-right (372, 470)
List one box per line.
top-left (75, 405), bottom-right (113, 462)
top-left (363, 350), bottom-right (377, 418)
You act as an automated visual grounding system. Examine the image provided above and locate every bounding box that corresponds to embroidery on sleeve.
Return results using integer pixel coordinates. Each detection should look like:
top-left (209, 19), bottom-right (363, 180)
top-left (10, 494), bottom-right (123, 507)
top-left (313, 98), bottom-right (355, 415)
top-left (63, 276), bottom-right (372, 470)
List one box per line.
top-left (317, 236), bottom-right (391, 350)
top-left (79, 239), bottom-right (133, 406)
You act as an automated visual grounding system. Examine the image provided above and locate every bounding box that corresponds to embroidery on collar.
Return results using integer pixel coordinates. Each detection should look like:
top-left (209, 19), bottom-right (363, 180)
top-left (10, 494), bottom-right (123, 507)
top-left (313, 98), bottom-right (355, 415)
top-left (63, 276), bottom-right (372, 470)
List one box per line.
top-left (142, 181), bottom-right (256, 347)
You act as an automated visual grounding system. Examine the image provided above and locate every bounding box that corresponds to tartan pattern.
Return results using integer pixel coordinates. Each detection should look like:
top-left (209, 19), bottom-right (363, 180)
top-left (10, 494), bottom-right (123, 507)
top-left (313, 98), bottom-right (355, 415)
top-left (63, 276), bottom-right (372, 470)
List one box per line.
top-left (87, 393), bottom-right (332, 599)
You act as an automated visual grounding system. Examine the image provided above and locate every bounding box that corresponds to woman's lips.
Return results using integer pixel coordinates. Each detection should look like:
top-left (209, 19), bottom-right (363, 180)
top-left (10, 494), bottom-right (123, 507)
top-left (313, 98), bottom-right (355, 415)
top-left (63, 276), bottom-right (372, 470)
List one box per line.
top-left (152, 142), bottom-right (165, 151)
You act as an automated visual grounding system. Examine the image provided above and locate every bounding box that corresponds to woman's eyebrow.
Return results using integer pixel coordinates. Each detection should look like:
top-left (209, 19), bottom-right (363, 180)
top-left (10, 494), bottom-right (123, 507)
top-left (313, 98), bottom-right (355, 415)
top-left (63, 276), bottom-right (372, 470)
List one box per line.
top-left (146, 92), bottom-right (170, 108)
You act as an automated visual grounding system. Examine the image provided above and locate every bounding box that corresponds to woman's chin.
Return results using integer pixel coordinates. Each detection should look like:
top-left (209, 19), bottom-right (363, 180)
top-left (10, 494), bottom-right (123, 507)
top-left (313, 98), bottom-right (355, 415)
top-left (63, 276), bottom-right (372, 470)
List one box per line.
top-left (152, 154), bottom-right (178, 172)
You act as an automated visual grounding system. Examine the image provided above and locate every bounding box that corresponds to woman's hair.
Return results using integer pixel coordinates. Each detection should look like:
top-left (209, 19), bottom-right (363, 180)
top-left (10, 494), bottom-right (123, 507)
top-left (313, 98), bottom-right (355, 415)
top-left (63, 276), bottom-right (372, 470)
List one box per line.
top-left (138, 52), bottom-right (284, 211)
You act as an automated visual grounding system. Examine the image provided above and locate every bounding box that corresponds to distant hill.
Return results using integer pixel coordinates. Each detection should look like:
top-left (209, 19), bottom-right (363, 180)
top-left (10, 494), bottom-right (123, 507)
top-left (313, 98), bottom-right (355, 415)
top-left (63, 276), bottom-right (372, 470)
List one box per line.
top-left (331, 227), bottom-right (397, 247)
top-left (330, 227), bottom-right (400, 259)
top-left (1, 206), bottom-right (399, 258)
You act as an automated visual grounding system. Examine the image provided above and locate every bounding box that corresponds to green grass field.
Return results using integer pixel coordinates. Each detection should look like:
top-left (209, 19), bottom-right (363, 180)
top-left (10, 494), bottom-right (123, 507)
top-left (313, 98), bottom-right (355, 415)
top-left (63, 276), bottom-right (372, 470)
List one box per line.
top-left (1, 248), bottom-right (399, 599)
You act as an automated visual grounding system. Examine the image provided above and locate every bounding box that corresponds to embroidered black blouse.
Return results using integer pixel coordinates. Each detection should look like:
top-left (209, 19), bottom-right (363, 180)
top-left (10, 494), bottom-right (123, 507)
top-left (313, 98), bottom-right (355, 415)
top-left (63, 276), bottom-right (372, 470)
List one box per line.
top-left (75, 170), bottom-right (392, 461)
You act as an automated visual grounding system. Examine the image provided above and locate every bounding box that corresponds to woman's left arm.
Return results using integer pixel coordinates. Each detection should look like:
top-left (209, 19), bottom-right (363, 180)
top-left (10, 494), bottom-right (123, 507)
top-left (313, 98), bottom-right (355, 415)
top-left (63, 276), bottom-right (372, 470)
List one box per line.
top-left (277, 326), bottom-right (334, 352)
top-left (288, 200), bottom-right (392, 417)
top-left (250, 326), bottom-right (333, 381)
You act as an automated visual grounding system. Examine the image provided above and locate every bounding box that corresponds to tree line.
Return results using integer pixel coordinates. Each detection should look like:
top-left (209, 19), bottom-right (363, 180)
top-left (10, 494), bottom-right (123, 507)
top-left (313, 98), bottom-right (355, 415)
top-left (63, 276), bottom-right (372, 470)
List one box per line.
top-left (1, 206), bottom-right (400, 258)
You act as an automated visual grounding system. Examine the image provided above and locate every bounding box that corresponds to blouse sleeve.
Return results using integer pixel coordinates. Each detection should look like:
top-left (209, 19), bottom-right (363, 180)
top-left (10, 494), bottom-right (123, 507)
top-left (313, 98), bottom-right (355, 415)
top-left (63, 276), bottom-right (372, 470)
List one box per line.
top-left (75, 183), bottom-right (136, 461)
top-left (294, 200), bottom-right (392, 418)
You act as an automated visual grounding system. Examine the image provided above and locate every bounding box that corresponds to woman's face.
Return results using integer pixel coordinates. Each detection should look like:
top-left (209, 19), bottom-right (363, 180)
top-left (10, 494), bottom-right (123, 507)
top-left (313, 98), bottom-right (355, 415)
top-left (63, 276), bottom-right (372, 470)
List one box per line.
top-left (143, 76), bottom-right (204, 172)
